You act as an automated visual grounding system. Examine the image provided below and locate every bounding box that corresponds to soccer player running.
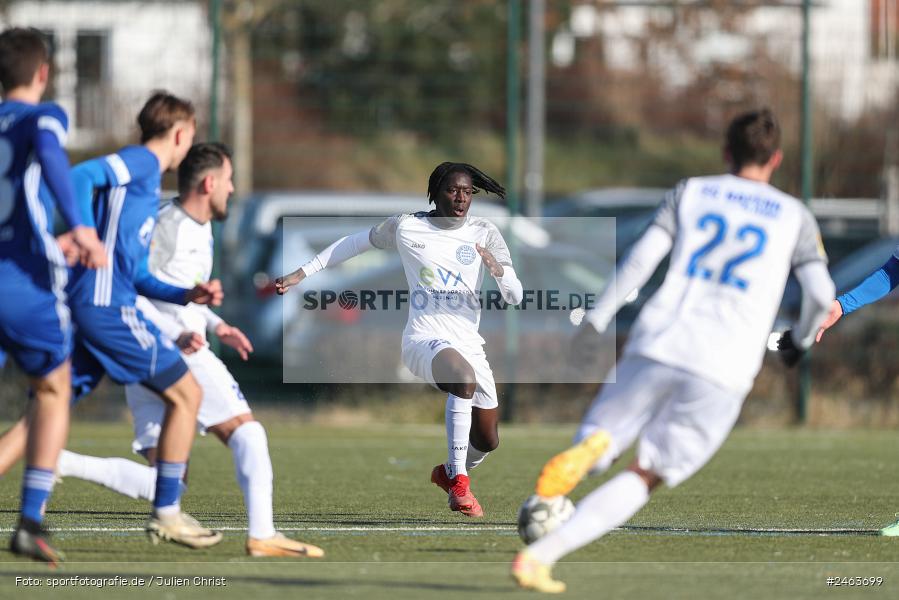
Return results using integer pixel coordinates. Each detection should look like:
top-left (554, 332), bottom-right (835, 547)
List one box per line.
top-left (56, 142), bottom-right (324, 558)
top-left (511, 109), bottom-right (836, 593)
top-left (0, 27), bottom-right (107, 564)
top-left (0, 92), bottom-right (223, 552)
top-left (275, 162), bottom-right (523, 517)
top-left (815, 225), bottom-right (899, 535)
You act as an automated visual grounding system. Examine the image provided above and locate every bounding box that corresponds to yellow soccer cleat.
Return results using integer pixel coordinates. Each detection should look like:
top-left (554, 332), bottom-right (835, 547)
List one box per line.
top-left (535, 430), bottom-right (611, 498)
top-left (880, 514), bottom-right (899, 537)
top-left (511, 550), bottom-right (566, 594)
top-left (246, 532), bottom-right (325, 558)
top-left (146, 511), bottom-right (223, 549)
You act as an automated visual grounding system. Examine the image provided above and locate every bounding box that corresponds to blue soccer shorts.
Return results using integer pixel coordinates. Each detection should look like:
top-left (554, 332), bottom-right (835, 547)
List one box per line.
top-left (0, 261), bottom-right (71, 377)
top-left (70, 303), bottom-right (188, 401)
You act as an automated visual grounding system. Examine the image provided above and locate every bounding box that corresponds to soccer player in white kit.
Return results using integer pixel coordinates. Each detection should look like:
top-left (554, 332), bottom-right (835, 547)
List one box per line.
top-left (56, 143), bottom-right (324, 558)
top-left (275, 162), bottom-right (523, 517)
top-left (512, 109), bottom-right (836, 593)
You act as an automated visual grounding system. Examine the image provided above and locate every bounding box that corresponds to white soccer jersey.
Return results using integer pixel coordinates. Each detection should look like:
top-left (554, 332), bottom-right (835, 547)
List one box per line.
top-left (144, 201), bottom-right (221, 340)
top-left (624, 174), bottom-right (826, 393)
top-left (369, 212), bottom-right (514, 350)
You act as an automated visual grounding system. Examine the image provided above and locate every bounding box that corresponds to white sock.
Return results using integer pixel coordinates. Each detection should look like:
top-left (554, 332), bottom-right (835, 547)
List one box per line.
top-left (228, 421), bottom-right (276, 540)
top-left (528, 470), bottom-right (650, 565)
top-left (57, 450), bottom-right (156, 501)
top-left (466, 446), bottom-right (489, 471)
top-left (444, 394), bottom-right (472, 479)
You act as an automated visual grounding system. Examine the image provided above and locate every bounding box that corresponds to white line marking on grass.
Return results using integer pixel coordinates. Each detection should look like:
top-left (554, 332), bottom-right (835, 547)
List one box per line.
top-left (0, 525), bottom-right (517, 533)
top-left (0, 524), bottom-right (879, 536)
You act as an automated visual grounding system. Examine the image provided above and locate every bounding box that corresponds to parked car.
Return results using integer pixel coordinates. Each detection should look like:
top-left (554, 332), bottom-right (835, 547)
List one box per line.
top-left (221, 192), bottom-right (587, 373)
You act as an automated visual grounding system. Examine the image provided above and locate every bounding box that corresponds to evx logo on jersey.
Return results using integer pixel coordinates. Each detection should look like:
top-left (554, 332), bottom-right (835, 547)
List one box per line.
top-left (301, 289), bottom-right (596, 312)
top-left (419, 266), bottom-right (463, 287)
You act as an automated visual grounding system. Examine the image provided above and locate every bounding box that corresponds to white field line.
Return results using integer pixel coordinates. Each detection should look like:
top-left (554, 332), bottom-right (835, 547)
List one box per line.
top-left (0, 525), bottom-right (516, 533)
top-left (0, 525), bottom-right (878, 534)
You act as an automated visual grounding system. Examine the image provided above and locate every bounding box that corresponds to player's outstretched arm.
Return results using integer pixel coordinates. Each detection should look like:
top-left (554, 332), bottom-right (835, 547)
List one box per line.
top-left (274, 229), bottom-right (376, 295)
top-left (585, 224), bottom-right (673, 334)
top-left (817, 255), bottom-right (899, 343)
top-left (274, 268), bottom-right (306, 296)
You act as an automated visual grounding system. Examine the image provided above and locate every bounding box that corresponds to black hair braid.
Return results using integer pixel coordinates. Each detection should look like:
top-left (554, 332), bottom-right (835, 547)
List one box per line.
top-left (427, 162), bottom-right (506, 203)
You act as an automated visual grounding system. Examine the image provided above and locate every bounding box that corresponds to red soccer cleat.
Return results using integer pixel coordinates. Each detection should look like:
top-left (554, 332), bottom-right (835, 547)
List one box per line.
top-left (430, 465), bottom-right (484, 517)
top-left (430, 464), bottom-right (452, 493)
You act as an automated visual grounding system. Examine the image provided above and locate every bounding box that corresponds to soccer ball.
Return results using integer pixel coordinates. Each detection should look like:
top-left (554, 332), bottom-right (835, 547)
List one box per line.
top-left (517, 494), bottom-right (576, 544)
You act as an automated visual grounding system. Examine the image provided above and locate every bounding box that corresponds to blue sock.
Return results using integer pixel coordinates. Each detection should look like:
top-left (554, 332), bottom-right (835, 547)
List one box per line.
top-left (21, 467), bottom-right (55, 524)
top-left (154, 461), bottom-right (186, 510)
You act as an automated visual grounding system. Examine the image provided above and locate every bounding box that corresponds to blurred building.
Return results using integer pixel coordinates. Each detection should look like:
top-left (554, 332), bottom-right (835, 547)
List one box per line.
top-left (1, 0), bottom-right (212, 148)
top-left (553, 0), bottom-right (899, 121)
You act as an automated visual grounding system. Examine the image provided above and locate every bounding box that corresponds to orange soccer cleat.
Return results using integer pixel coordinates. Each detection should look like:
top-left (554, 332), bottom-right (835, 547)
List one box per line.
top-left (535, 430), bottom-right (611, 498)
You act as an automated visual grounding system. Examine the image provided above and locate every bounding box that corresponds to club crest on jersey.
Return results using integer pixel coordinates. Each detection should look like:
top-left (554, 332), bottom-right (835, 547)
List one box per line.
top-left (456, 244), bottom-right (476, 265)
top-left (138, 217), bottom-right (156, 248)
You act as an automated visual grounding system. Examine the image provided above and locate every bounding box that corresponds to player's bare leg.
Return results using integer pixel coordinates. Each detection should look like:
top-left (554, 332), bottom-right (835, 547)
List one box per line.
top-left (26, 362), bottom-right (71, 472)
top-left (156, 372), bottom-right (201, 464)
top-left (0, 418), bottom-right (28, 476)
top-left (207, 413), bottom-right (323, 558)
top-left (430, 348), bottom-right (484, 517)
top-left (11, 362), bottom-right (71, 565)
top-left (145, 372), bottom-right (221, 548)
top-left (513, 461), bottom-right (657, 593)
top-left (467, 406), bottom-right (498, 470)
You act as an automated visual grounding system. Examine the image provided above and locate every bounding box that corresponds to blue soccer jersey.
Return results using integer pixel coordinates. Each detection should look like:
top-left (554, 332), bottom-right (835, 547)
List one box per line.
top-left (67, 145), bottom-right (187, 307)
top-left (0, 101), bottom-right (82, 278)
top-left (0, 100), bottom-right (83, 376)
top-left (65, 144), bottom-right (189, 398)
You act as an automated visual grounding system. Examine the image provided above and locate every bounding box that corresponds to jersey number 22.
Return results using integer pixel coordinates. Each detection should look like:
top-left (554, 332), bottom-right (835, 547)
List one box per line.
top-left (686, 212), bottom-right (767, 290)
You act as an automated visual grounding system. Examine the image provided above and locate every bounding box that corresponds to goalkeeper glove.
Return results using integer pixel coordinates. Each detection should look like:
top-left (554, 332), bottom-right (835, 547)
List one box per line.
top-left (776, 329), bottom-right (805, 367)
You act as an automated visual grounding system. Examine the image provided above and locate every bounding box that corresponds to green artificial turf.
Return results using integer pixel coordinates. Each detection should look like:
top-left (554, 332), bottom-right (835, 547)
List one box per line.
top-left (0, 423), bottom-right (897, 599)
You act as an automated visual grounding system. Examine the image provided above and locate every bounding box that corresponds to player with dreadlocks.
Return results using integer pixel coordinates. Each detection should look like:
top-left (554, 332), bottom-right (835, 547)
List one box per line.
top-left (275, 162), bottom-right (523, 517)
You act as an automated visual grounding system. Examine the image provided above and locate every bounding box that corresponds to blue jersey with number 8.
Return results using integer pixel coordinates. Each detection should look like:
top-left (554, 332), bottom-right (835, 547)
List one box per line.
top-left (0, 100), bottom-right (81, 289)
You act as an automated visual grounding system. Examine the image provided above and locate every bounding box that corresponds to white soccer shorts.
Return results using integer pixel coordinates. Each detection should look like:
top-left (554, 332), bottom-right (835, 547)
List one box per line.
top-left (125, 346), bottom-right (251, 453)
top-left (401, 335), bottom-right (499, 409)
top-left (574, 354), bottom-right (744, 487)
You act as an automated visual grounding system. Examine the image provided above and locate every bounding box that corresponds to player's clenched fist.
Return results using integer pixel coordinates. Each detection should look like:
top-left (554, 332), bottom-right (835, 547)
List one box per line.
top-left (176, 331), bottom-right (205, 354)
top-left (274, 269), bottom-right (306, 295)
top-left (187, 279), bottom-right (223, 306)
top-left (475, 243), bottom-right (504, 278)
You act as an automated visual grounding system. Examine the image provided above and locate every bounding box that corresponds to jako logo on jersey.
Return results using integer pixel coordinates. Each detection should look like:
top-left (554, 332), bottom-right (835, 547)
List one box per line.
top-left (456, 244), bottom-right (477, 265)
top-left (138, 217), bottom-right (155, 248)
top-left (411, 242), bottom-right (425, 249)
top-left (419, 266), bottom-right (463, 287)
